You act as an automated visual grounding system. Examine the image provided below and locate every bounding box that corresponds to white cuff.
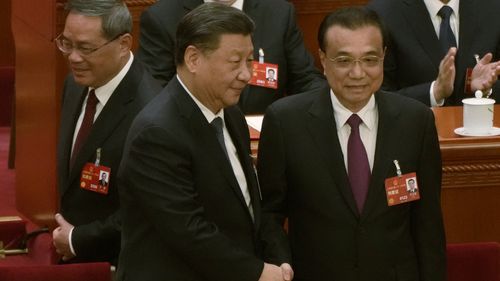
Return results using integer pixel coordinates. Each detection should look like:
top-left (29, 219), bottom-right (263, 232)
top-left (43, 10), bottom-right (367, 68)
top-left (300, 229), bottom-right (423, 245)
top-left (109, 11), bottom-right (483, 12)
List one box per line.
top-left (430, 81), bottom-right (445, 107)
top-left (68, 226), bottom-right (76, 256)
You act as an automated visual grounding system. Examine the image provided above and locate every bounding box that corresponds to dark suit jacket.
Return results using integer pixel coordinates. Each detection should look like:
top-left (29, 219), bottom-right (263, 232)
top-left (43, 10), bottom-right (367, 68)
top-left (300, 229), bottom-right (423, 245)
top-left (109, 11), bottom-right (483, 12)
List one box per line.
top-left (367, 0), bottom-right (500, 106)
top-left (257, 88), bottom-right (446, 281)
top-left (57, 59), bottom-right (161, 264)
top-left (117, 77), bottom-right (264, 281)
top-left (137, 0), bottom-right (325, 114)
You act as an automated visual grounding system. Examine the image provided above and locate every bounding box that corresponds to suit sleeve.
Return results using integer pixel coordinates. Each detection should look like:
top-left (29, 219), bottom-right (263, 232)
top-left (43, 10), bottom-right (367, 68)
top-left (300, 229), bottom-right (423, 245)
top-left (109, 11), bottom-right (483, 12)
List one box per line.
top-left (136, 8), bottom-right (175, 87)
top-left (121, 126), bottom-right (263, 281)
top-left (257, 106), bottom-right (292, 265)
top-left (282, 3), bottom-right (325, 95)
top-left (72, 212), bottom-right (121, 261)
top-left (412, 109), bottom-right (446, 281)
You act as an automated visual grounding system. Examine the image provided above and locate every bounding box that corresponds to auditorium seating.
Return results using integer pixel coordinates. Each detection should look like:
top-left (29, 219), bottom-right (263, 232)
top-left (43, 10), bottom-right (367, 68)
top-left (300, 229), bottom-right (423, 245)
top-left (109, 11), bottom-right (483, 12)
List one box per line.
top-left (447, 242), bottom-right (500, 281)
top-left (0, 263), bottom-right (112, 281)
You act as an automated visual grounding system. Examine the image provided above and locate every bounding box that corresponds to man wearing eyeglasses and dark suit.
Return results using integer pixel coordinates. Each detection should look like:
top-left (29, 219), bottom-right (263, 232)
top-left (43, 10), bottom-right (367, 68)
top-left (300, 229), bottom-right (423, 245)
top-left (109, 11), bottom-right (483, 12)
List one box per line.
top-left (258, 7), bottom-right (446, 280)
top-left (52, 0), bottom-right (161, 264)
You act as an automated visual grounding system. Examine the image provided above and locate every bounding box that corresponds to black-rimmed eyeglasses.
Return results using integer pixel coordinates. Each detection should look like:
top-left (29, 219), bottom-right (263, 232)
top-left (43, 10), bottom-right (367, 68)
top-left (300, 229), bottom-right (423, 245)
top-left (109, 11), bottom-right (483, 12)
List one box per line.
top-left (326, 55), bottom-right (384, 70)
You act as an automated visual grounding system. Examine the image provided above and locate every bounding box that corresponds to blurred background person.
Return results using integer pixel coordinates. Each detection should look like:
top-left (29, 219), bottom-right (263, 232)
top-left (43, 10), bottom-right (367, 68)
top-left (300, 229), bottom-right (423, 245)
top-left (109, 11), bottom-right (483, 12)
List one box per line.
top-left (367, 0), bottom-right (500, 106)
top-left (136, 0), bottom-right (326, 114)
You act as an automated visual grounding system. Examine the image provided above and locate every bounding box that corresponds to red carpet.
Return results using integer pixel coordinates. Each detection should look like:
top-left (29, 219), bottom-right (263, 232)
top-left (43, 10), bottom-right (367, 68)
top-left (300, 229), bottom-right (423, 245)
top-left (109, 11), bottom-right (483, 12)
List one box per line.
top-left (0, 127), bottom-right (16, 216)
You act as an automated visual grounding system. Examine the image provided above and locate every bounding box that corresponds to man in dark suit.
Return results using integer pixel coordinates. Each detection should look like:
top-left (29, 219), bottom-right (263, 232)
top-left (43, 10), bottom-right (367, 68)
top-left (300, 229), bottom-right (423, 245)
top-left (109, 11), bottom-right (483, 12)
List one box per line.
top-left (52, 0), bottom-right (161, 264)
top-left (258, 7), bottom-right (446, 280)
top-left (367, 0), bottom-right (500, 106)
top-left (136, 0), bottom-right (325, 114)
top-left (118, 3), bottom-right (291, 281)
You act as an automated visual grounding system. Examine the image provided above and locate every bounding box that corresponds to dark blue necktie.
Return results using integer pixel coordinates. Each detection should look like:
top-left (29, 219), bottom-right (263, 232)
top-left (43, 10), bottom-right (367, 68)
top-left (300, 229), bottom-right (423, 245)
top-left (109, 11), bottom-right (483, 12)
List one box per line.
top-left (210, 117), bottom-right (229, 159)
top-left (437, 6), bottom-right (457, 53)
top-left (347, 114), bottom-right (371, 213)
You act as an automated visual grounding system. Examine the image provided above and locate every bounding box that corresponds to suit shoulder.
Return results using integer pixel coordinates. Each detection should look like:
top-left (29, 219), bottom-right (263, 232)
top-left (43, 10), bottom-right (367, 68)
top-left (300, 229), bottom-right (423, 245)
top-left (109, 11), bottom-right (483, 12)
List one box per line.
top-left (268, 88), bottom-right (324, 114)
top-left (378, 90), bottom-right (433, 116)
top-left (366, 0), bottom-right (401, 16)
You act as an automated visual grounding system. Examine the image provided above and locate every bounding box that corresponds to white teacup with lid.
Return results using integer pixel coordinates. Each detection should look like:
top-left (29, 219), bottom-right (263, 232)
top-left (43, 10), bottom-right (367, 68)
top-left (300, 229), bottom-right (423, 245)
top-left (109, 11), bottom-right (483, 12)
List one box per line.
top-left (462, 94), bottom-right (495, 135)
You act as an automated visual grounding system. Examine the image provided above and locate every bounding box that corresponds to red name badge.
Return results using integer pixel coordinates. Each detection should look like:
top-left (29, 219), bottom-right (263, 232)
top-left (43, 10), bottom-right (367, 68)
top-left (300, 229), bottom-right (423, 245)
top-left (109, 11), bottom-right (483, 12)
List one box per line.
top-left (384, 172), bottom-right (420, 206)
top-left (80, 163), bottom-right (111, 195)
top-left (248, 61), bottom-right (278, 89)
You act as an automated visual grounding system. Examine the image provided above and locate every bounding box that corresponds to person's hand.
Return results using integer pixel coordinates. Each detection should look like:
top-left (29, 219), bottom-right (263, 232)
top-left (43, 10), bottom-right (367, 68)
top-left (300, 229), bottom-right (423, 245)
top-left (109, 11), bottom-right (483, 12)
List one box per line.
top-left (52, 213), bottom-right (76, 261)
top-left (433, 47), bottom-right (457, 102)
top-left (471, 53), bottom-right (500, 94)
top-left (259, 262), bottom-right (285, 281)
top-left (280, 263), bottom-right (294, 281)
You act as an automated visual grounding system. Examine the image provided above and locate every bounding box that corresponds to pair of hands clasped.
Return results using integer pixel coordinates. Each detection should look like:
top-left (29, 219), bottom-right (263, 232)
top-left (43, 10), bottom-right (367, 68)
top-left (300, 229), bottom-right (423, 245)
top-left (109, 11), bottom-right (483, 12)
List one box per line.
top-left (434, 47), bottom-right (500, 102)
top-left (259, 262), bottom-right (294, 281)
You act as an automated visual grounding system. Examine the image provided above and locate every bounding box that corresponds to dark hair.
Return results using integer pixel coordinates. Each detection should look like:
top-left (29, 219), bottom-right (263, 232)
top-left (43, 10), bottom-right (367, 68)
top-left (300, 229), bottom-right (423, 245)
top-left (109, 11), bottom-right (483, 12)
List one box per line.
top-left (175, 2), bottom-right (255, 66)
top-left (65, 0), bottom-right (132, 39)
top-left (317, 6), bottom-right (387, 52)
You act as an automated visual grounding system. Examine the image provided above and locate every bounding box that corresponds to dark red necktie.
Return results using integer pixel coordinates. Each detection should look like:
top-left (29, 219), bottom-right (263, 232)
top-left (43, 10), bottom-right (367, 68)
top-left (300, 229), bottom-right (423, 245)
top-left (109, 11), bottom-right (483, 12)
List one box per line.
top-left (70, 90), bottom-right (98, 167)
top-left (347, 114), bottom-right (371, 213)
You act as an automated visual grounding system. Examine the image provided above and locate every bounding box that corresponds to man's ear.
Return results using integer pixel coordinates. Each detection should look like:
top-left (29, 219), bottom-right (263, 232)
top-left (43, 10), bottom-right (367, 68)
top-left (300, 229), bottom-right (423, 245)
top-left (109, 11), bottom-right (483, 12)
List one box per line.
top-left (318, 49), bottom-right (327, 72)
top-left (118, 33), bottom-right (132, 55)
top-left (184, 45), bottom-right (201, 73)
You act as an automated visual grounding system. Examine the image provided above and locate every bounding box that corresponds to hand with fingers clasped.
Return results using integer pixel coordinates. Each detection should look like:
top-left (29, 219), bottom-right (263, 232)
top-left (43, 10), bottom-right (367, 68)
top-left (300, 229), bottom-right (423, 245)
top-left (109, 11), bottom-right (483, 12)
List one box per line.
top-left (471, 52), bottom-right (500, 95)
top-left (52, 213), bottom-right (76, 261)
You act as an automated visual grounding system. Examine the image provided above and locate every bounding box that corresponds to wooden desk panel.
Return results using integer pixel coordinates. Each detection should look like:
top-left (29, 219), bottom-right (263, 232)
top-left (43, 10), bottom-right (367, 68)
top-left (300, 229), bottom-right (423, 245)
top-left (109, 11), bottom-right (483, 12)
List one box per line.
top-left (432, 105), bottom-right (500, 243)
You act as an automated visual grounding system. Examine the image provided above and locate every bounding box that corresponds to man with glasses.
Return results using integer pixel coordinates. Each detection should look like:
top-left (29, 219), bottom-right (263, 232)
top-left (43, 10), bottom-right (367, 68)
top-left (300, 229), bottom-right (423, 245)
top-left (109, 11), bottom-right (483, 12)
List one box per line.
top-left (52, 0), bottom-right (161, 264)
top-left (257, 7), bottom-right (446, 280)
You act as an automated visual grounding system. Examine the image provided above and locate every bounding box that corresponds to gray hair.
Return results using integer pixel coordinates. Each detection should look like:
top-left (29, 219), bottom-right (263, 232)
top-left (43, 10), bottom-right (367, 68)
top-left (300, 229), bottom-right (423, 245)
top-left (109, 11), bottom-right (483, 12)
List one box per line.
top-left (65, 0), bottom-right (132, 39)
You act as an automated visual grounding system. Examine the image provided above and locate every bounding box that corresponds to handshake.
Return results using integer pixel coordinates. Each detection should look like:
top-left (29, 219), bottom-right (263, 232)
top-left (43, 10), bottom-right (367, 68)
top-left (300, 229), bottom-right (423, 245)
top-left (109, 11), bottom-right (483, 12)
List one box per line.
top-left (259, 263), bottom-right (294, 281)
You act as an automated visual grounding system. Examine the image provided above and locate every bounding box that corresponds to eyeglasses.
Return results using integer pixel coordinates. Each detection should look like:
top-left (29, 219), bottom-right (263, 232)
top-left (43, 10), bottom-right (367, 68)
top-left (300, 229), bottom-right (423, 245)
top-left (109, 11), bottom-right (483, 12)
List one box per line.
top-left (55, 33), bottom-right (122, 57)
top-left (327, 55), bottom-right (384, 70)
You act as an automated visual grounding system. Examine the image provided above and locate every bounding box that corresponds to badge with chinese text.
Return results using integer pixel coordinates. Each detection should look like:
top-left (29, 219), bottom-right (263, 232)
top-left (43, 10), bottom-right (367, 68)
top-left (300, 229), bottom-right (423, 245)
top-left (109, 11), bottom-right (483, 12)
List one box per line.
top-left (385, 172), bottom-right (420, 206)
top-left (248, 61), bottom-right (278, 89)
top-left (80, 163), bottom-right (110, 195)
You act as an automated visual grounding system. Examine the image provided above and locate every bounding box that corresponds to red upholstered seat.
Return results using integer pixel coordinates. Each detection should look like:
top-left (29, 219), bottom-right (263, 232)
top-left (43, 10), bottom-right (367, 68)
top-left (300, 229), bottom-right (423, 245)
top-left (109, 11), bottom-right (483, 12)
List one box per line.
top-left (0, 262), bottom-right (111, 281)
top-left (447, 242), bottom-right (500, 281)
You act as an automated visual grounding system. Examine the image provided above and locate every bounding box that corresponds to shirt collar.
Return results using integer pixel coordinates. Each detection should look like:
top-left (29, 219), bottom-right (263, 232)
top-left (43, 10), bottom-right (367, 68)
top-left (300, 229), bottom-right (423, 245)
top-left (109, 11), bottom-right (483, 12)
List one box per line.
top-left (90, 52), bottom-right (134, 106)
top-left (176, 74), bottom-right (224, 123)
top-left (424, 0), bottom-right (459, 18)
top-left (203, 0), bottom-right (244, 10)
top-left (330, 90), bottom-right (377, 131)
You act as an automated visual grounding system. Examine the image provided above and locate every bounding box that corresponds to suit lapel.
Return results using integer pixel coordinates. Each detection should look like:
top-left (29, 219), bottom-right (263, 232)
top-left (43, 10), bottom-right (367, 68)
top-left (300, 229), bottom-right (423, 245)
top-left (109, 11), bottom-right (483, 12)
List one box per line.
top-left (171, 79), bottom-right (254, 221)
top-left (360, 92), bottom-right (403, 220)
top-left (454, 0), bottom-right (477, 99)
top-left (225, 108), bottom-right (261, 226)
top-left (183, 0), bottom-right (203, 12)
top-left (306, 89), bottom-right (359, 217)
top-left (402, 0), bottom-right (443, 68)
top-left (66, 61), bottom-right (141, 188)
top-left (59, 84), bottom-right (87, 193)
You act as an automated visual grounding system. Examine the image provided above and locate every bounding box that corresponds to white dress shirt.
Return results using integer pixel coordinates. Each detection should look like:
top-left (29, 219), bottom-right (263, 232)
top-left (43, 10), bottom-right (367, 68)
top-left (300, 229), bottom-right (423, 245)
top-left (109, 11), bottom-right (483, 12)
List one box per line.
top-left (204, 0), bottom-right (244, 10)
top-left (177, 75), bottom-right (253, 220)
top-left (330, 91), bottom-right (378, 172)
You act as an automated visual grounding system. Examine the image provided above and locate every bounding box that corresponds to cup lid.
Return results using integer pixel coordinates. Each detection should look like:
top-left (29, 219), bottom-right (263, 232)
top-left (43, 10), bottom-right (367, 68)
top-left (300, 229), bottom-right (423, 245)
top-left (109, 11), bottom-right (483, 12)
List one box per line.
top-left (462, 98), bottom-right (495, 105)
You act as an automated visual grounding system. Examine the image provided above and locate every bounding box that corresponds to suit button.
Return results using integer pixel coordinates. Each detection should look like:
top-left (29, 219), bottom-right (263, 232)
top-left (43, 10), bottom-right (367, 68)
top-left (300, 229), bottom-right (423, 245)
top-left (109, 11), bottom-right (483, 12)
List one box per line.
top-left (358, 226), bottom-right (366, 234)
